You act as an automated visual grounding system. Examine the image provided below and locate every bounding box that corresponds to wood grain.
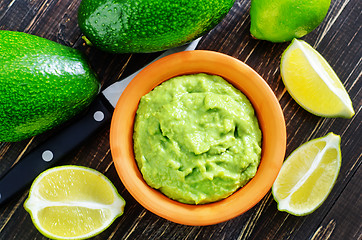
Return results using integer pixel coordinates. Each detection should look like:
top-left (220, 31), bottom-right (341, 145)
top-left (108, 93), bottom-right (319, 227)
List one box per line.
top-left (0, 0), bottom-right (361, 239)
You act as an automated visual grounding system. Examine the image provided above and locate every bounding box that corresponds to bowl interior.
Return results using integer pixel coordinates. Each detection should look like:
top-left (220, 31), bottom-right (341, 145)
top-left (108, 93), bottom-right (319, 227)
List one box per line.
top-left (110, 50), bottom-right (286, 226)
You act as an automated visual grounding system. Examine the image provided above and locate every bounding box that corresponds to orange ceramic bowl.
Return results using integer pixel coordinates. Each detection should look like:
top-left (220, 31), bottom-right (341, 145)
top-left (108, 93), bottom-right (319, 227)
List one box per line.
top-left (110, 50), bottom-right (286, 226)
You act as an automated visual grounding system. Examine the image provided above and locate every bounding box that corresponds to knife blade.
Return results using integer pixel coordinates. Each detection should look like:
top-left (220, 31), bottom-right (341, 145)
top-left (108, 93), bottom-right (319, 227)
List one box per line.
top-left (0, 37), bottom-right (201, 205)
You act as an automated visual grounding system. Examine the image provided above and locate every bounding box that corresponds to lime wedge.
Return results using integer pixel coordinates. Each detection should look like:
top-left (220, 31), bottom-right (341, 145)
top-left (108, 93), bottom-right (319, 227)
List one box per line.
top-left (280, 38), bottom-right (354, 118)
top-left (272, 132), bottom-right (341, 216)
top-left (24, 165), bottom-right (125, 239)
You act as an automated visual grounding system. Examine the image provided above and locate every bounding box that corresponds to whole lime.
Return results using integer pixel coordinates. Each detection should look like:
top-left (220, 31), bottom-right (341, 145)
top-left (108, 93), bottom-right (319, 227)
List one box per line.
top-left (250, 0), bottom-right (331, 42)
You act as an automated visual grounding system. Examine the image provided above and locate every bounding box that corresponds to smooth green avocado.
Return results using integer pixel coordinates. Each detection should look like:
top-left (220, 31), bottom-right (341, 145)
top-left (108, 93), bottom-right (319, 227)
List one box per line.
top-left (78, 0), bottom-right (235, 53)
top-left (0, 31), bottom-right (100, 142)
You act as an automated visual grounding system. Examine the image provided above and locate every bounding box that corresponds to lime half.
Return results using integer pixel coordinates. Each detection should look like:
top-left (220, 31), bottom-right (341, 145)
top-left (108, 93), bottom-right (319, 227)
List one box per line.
top-left (24, 165), bottom-right (125, 239)
top-left (280, 39), bottom-right (354, 118)
top-left (272, 132), bottom-right (341, 216)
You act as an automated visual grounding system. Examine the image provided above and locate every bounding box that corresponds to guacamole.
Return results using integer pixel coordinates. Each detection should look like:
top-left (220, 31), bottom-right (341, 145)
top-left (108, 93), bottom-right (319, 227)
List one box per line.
top-left (133, 73), bottom-right (262, 204)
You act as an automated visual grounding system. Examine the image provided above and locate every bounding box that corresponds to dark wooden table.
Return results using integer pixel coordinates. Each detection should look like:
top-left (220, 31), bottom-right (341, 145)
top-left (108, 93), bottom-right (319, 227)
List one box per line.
top-left (0, 0), bottom-right (361, 239)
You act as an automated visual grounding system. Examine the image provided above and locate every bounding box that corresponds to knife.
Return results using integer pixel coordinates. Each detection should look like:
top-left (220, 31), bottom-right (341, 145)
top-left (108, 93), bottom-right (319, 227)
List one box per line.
top-left (0, 38), bottom-right (201, 205)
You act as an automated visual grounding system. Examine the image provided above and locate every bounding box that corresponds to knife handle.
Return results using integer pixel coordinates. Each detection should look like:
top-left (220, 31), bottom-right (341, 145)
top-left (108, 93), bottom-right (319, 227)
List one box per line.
top-left (0, 94), bottom-right (113, 205)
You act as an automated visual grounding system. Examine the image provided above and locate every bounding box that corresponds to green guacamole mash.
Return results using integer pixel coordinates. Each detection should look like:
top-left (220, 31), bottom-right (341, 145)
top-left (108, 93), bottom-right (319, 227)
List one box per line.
top-left (133, 73), bottom-right (262, 204)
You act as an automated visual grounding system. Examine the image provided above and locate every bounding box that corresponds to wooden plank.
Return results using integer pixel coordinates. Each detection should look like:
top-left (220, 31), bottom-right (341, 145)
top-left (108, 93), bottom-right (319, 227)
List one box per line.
top-left (0, 0), bottom-right (361, 239)
top-left (310, 164), bottom-right (361, 240)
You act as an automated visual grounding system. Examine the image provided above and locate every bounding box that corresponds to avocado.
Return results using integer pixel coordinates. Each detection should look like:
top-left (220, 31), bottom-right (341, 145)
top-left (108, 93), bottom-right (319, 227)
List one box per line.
top-left (78, 0), bottom-right (235, 53)
top-left (0, 31), bottom-right (100, 142)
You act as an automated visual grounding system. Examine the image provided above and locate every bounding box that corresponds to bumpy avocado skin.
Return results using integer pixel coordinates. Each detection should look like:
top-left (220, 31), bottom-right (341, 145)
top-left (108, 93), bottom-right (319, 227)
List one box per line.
top-left (78, 0), bottom-right (235, 53)
top-left (0, 31), bottom-right (100, 142)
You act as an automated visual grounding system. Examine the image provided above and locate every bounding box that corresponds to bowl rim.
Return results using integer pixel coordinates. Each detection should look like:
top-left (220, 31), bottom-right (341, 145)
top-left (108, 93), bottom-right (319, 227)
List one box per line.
top-left (110, 50), bottom-right (286, 226)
